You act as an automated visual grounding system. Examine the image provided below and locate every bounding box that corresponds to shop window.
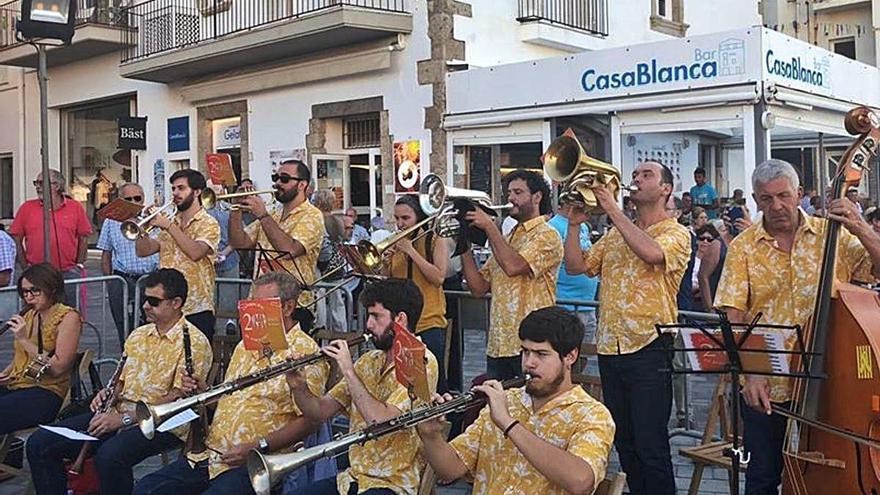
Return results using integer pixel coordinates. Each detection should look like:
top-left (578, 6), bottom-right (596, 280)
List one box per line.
top-left (833, 38), bottom-right (856, 60)
top-left (651, 0), bottom-right (688, 37)
top-left (63, 97), bottom-right (135, 239)
top-left (0, 155), bottom-right (12, 219)
top-left (344, 114), bottom-right (381, 149)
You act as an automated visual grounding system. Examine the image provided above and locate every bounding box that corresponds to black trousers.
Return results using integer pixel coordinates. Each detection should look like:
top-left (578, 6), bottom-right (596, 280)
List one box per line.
top-left (598, 335), bottom-right (676, 495)
top-left (742, 397), bottom-right (789, 495)
top-left (27, 411), bottom-right (181, 495)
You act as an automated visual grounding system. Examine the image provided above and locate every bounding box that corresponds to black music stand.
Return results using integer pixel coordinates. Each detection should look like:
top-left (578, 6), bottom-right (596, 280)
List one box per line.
top-left (656, 312), bottom-right (817, 495)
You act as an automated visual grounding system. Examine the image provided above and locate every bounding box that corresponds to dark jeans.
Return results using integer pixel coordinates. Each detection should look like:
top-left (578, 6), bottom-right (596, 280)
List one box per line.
top-left (109, 271), bottom-right (147, 350)
top-left (27, 411), bottom-right (181, 495)
top-left (287, 478), bottom-right (395, 495)
top-left (742, 398), bottom-right (789, 495)
top-left (598, 334), bottom-right (676, 495)
top-left (0, 386), bottom-right (62, 435)
top-left (133, 457), bottom-right (253, 495)
top-left (186, 311), bottom-right (216, 343)
top-left (486, 355), bottom-right (521, 381)
top-left (420, 327), bottom-right (447, 394)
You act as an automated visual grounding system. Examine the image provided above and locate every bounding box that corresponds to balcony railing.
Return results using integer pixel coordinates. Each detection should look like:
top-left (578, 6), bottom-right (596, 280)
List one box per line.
top-left (121, 0), bottom-right (408, 63)
top-left (517, 0), bottom-right (608, 37)
top-left (0, 0), bottom-right (130, 49)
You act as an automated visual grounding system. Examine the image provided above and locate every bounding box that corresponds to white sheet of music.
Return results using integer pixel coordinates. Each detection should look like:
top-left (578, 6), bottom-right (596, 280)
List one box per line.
top-left (157, 409), bottom-right (199, 433)
top-left (39, 425), bottom-right (98, 441)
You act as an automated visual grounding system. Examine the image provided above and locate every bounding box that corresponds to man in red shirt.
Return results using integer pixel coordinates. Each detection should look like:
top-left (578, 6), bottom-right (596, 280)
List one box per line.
top-left (10, 170), bottom-right (92, 307)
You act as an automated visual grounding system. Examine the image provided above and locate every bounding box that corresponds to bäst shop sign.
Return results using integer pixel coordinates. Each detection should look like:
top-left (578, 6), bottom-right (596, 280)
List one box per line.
top-left (119, 116), bottom-right (147, 150)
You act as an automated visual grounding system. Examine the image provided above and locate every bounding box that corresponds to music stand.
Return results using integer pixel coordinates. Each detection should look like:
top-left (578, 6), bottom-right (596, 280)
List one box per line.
top-left (656, 312), bottom-right (817, 495)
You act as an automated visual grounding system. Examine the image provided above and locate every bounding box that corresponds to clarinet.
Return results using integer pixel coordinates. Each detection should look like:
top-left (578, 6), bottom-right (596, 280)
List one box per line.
top-left (182, 323), bottom-right (207, 456)
top-left (0, 305), bottom-right (31, 336)
top-left (67, 354), bottom-right (128, 475)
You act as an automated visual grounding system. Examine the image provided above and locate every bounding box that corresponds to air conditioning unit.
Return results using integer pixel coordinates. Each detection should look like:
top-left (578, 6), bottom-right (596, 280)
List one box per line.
top-left (141, 5), bottom-right (198, 55)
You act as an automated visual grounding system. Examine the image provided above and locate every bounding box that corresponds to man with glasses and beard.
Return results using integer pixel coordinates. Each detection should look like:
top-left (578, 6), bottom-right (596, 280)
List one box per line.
top-left (229, 160), bottom-right (324, 331)
top-left (416, 306), bottom-right (615, 495)
top-left (27, 268), bottom-right (212, 495)
top-left (285, 278), bottom-right (439, 495)
top-left (136, 169), bottom-right (220, 341)
top-left (98, 183), bottom-right (158, 347)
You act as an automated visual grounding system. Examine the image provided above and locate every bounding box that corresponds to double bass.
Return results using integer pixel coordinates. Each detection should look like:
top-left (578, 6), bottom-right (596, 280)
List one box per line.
top-left (782, 107), bottom-right (880, 494)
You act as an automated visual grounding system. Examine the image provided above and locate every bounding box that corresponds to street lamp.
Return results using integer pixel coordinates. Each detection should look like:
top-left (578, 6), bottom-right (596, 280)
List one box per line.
top-left (17, 0), bottom-right (77, 264)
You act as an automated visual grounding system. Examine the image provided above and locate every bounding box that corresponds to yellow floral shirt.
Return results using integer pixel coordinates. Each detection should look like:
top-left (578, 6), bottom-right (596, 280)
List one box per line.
top-left (583, 217), bottom-right (691, 355)
top-left (157, 207), bottom-right (220, 315)
top-left (245, 200), bottom-right (324, 309)
top-left (480, 217), bottom-right (562, 357)
top-left (450, 386), bottom-right (615, 495)
top-left (197, 323), bottom-right (329, 479)
top-left (116, 317), bottom-right (213, 438)
top-left (328, 349), bottom-right (439, 495)
top-left (6, 304), bottom-right (78, 399)
top-left (714, 210), bottom-right (875, 402)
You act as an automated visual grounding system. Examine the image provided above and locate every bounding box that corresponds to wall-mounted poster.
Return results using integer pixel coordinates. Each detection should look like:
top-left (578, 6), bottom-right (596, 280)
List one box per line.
top-left (393, 140), bottom-right (421, 193)
top-left (269, 149), bottom-right (307, 171)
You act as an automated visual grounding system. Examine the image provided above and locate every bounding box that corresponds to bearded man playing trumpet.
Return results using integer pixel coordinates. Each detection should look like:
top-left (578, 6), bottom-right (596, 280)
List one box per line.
top-left (134, 271), bottom-right (333, 495)
top-left (563, 161), bottom-right (690, 495)
top-left (285, 278), bottom-right (439, 495)
top-left (416, 306), bottom-right (614, 495)
top-left (28, 268), bottom-right (212, 495)
top-left (229, 160), bottom-right (324, 331)
top-left (136, 169), bottom-right (221, 342)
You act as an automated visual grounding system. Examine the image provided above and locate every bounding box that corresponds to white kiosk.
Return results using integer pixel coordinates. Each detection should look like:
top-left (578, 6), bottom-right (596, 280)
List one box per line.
top-left (444, 27), bottom-right (880, 212)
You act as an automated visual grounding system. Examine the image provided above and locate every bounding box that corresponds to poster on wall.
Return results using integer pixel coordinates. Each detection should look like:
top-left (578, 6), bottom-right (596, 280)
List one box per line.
top-left (153, 159), bottom-right (165, 205)
top-left (393, 140), bottom-right (421, 193)
top-left (269, 149), bottom-right (307, 171)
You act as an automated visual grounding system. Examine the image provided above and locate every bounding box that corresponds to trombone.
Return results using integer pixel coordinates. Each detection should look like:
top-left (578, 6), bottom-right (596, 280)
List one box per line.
top-left (247, 374), bottom-right (531, 495)
top-left (543, 135), bottom-right (636, 213)
top-left (202, 188), bottom-right (276, 210)
top-left (120, 202), bottom-right (176, 241)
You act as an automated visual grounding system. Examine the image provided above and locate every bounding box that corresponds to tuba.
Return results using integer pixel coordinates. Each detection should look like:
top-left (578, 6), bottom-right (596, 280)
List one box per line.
top-left (543, 135), bottom-right (630, 214)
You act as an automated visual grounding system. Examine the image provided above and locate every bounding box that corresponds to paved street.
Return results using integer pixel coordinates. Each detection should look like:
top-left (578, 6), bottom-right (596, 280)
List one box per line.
top-left (0, 259), bottom-right (743, 494)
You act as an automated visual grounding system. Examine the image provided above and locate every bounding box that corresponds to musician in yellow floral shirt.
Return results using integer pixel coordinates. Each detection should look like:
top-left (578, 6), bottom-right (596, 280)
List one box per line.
top-left (461, 170), bottom-right (562, 381)
top-left (135, 272), bottom-right (334, 494)
top-left (136, 169), bottom-right (220, 341)
top-left (564, 161), bottom-right (689, 495)
top-left (29, 268), bottom-right (212, 495)
top-left (714, 159), bottom-right (880, 494)
top-left (417, 307), bottom-right (615, 495)
top-left (287, 279), bottom-right (439, 495)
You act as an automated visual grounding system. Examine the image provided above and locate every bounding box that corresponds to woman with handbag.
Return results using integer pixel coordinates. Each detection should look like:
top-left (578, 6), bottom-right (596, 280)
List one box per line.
top-left (0, 263), bottom-right (82, 433)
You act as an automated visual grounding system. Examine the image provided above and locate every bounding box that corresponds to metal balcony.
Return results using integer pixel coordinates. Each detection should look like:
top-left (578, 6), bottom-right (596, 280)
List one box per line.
top-left (0, 0), bottom-right (135, 68)
top-left (516, 0), bottom-right (608, 37)
top-left (119, 0), bottom-right (411, 83)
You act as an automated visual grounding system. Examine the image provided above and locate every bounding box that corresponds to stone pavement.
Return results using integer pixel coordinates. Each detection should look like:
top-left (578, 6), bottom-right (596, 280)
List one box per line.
top-left (0, 259), bottom-right (744, 494)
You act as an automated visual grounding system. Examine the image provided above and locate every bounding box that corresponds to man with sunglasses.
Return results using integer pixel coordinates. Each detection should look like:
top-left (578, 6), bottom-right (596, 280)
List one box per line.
top-left (229, 160), bottom-right (324, 331)
top-left (97, 183), bottom-right (158, 348)
top-left (27, 268), bottom-right (213, 495)
top-left (136, 169), bottom-right (221, 341)
top-left (10, 169), bottom-right (92, 308)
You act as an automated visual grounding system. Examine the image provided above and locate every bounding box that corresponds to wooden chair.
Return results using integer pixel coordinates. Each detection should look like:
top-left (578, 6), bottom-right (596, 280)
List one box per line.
top-left (678, 376), bottom-right (742, 495)
top-left (595, 471), bottom-right (628, 495)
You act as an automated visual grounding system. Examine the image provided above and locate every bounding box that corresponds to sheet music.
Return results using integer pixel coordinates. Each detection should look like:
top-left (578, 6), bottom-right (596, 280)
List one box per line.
top-left (158, 409), bottom-right (199, 432)
top-left (679, 327), bottom-right (795, 374)
top-left (39, 425), bottom-right (98, 441)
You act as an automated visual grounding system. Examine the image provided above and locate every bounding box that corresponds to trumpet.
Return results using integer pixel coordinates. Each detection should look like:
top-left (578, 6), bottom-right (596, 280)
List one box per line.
top-left (202, 188), bottom-right (276, 210)
top-left (543, 135), bottom-right (636, 214)
top-left (247, 374), bottom-right (531, 495)
top-left (136, 334), bottom-right (371, 439)
top-left (120, 202), bottom-right (176, 241)
top-left (419, 174), bottom-right (512, 216)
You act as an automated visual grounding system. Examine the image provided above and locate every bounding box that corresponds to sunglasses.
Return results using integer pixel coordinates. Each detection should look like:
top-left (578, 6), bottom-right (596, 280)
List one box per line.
top-left (32, 181), bottom-right (57, 187)
top-left (698, 236), bottom-right (716, 242)
top-left (19, 287), bottom-right (43, 297)
top-left (144, 296), bottom-right (168, 307)
top-left (123, 195), bottom-right (143, 202)
top-left (271, 173), bottom-right (305, 185)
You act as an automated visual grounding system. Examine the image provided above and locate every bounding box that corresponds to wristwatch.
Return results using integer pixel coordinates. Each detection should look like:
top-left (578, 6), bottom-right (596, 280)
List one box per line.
top-left (258, 437), bottom-right (270, 454)
top-left (122, 414), bottom-right (133, 427)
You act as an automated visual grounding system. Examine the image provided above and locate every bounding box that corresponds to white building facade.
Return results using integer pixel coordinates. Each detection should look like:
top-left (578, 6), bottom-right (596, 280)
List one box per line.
top-left (0, 0), bottom-right (761, 232)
